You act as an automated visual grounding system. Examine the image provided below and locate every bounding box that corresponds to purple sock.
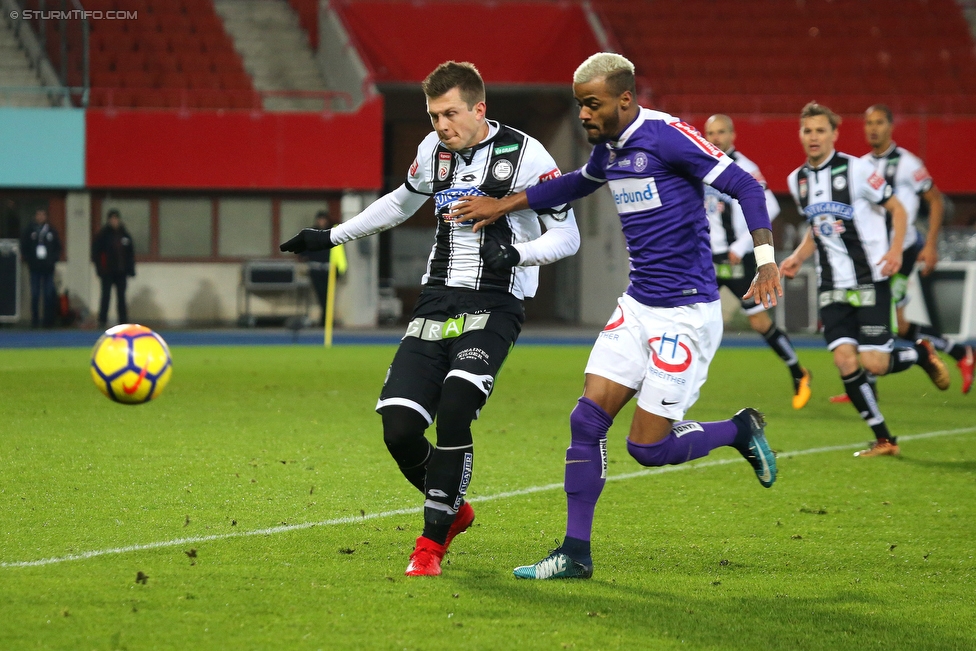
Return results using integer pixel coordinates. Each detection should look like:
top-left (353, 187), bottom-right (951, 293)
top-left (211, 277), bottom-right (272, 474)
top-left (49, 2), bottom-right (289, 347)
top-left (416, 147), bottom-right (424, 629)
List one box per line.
top-left (564, 397), bottom-right (613, 542)
top-left (627, 419), bottom-right (738, 467)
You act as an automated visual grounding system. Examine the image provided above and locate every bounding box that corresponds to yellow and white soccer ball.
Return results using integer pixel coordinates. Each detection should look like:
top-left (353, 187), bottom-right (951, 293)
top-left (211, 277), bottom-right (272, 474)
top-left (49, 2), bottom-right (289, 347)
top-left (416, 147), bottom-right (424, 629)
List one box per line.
top-left (90, 324), bottom-right (172, 404)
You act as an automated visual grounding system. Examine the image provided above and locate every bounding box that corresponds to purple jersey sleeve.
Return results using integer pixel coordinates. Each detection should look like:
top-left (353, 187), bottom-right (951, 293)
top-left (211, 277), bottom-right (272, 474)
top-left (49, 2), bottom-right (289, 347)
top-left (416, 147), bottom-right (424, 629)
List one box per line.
top-left (526, 169), bottom-right (605, 211)
top-left (710, 163), bottom-right (772, 233)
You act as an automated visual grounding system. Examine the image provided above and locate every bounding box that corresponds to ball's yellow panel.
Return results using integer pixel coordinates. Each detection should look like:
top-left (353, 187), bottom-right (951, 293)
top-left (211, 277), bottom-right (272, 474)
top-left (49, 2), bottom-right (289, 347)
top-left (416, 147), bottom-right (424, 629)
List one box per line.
top-left (132, 335), bottom-right (170, 376)
top-left (92, 335), bottom-right (132, 377)
top-left (90, 324), bottom-right (172, 405)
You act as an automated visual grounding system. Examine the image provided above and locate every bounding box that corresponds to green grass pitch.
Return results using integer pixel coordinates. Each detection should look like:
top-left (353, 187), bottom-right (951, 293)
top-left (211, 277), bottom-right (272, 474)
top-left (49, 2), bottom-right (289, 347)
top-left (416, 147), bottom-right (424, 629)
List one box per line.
top-left (1, 343), bottom-right (974, 650)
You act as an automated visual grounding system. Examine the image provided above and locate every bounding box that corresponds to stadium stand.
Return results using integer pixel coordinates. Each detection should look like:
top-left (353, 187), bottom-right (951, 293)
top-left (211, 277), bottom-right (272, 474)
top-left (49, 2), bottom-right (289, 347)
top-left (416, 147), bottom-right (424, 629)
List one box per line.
top-left (591, 0), bottom-right (976, 116)
top-left (0, 12), bottom-right (51, 106)
top-left (80, 0), bottom-right (257, 109)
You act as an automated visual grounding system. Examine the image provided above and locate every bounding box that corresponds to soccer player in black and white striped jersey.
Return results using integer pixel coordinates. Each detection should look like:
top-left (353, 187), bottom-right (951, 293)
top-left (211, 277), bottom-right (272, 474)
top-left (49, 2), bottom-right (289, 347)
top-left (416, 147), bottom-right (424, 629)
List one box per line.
top-left (862, 105), bottom-right (972, 394)
top-left (780, 103), bottom-right (950, 458)
top-left (703, 114), bottom-right (812, 409)
top-left (280, 62), bottom-right (580, 575)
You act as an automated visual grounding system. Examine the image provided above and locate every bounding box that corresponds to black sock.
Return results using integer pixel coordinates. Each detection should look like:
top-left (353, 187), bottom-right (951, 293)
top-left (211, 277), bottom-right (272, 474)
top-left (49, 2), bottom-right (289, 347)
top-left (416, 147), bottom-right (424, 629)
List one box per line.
top-left (421, 378), bottom-right (483, 545)
top-left (902, 323), bottom-right (921, 342)
top-left (561, 536), bottom-right (592, 565)
top-left (422, 446), bottom-right (473, 544)
top-left (382, 407), bottom-right (433, 494)
top-left (888, 345), bottom-right (920, 374)
top-left (948, 344), bottom-right (968, 361)
top-left (762, 325), bottom-right (804, 381)
top-left (918, 326), bottom-right (958, 356)
top-left (843, 369), bottom-right (892, 441)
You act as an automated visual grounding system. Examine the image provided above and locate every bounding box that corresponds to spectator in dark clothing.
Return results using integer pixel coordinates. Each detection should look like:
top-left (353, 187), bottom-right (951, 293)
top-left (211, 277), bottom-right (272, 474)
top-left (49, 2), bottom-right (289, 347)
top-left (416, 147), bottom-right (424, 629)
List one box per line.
top-left (304, 210), bottom-right (347, 326)
top-left (91, 209), bottom-right (136, 329)
top-left (20, 208), bottom-right (61, 328)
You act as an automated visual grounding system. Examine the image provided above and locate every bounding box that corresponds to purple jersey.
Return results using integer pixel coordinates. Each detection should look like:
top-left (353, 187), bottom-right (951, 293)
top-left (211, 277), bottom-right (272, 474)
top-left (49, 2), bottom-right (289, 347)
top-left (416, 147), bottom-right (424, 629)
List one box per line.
top-left (527, 108), bottom-right (771, 308)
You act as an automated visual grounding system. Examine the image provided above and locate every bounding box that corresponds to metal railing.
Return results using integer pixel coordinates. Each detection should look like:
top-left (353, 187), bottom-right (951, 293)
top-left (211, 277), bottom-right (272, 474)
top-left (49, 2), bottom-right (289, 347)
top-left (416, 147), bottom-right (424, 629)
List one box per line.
top-left (4, 0), bottom-right (89, 104)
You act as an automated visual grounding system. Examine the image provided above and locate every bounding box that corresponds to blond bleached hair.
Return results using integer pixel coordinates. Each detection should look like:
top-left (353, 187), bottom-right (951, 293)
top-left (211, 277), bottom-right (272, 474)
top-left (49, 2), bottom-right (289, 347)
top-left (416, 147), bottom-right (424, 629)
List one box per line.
top-left (573, 53), bottom-right (636, 96)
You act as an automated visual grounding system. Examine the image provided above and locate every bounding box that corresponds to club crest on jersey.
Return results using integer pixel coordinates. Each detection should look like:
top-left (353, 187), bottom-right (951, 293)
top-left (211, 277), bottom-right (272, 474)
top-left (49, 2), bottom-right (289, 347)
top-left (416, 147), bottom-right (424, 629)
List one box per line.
top-left (832, 174), bottom-right (847, 191)
top-left (608, 150), bottom-right (616, 164)
top-left (648, 333), bottom-right (693, 374)
top-left (437, 151), bottom-right (452, 181)
top-left (799, 177), bottom-right (808, 199)
top-left (634, 152), bottom-right (648, 173)
top-left (492, 159), bottom-right (514, 181)
top-left (434, 186), bottom-right (488, 226)
top-left (814, 215), bottom-right (846, 238)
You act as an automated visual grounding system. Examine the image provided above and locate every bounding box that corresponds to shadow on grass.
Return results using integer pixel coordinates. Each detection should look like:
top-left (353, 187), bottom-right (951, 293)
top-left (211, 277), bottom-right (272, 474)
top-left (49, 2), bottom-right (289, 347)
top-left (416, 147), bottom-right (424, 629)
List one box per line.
top-left (453, 567), bottom-right (969, 651)
top-left (896, 456), bottom-right (976, 474)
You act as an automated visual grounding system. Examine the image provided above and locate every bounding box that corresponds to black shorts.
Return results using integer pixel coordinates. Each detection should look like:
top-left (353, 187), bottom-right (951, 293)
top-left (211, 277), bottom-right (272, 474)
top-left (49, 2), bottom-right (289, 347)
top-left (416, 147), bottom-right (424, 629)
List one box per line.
top-left (714, 252), bottom-right (763, 314)
top-left (376, 286), bottom-right (524, 425)
top-left (820, 282), bottom-right (893, 352)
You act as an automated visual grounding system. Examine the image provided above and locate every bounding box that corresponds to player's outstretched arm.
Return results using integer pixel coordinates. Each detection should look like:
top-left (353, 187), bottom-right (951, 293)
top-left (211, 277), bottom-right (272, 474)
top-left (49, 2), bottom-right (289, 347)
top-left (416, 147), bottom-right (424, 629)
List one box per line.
top-left (280, 185), bottom-right (425, 254)
top-left (280, 228), bottom-right (333, 254)
top-left (742, 227), bottom-right (781, 308)
top-left (917, 184), bottom-right (944, 276)
top-left (450, 192), bottom-right (529, 233)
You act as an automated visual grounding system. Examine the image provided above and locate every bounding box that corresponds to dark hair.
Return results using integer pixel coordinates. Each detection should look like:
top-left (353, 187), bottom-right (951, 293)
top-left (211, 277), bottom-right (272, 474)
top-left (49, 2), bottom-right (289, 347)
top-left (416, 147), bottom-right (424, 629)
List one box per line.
top-left (107, 209), bottom-right (120, 219)
top-left (800, 102), bottom-right (841, 130)
top-left (314, 210), bottom-right (329, 220)
top-left (604, 68), bottom-right (636, 98)
top-left (865, 103), bottom-right (894, 124)
top-left (421, 61), bottom-right (485, 108)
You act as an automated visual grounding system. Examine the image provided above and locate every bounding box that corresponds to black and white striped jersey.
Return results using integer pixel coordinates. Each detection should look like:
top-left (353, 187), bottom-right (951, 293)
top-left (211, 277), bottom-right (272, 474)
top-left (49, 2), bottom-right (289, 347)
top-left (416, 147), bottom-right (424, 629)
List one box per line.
top-left (788, 150), bottom-right (893, 290)
top-left (404, 121), bottom-right (576, 300)
top-left (861, 143), bottom-right (934, 251)
top-left (705, 148), bottom-right (780, 259)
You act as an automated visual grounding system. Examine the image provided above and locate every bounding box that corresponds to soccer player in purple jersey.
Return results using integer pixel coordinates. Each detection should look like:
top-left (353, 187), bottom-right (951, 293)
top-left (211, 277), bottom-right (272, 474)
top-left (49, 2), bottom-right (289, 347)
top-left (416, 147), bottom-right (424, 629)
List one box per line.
top-left (450, 53), bottom-right (782, 579)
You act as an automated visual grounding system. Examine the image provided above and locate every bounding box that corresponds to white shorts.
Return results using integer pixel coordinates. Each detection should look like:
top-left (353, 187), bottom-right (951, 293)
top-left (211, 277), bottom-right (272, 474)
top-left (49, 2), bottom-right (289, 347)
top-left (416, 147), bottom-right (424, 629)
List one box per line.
top-left (584, 294), bottom-right (723, 420)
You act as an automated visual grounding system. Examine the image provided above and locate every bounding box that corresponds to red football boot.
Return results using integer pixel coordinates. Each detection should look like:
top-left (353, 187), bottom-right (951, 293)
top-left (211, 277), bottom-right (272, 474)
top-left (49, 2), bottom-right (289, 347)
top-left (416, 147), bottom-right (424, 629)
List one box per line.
top-left (405, 536), bottom-right (446, 577)
top-left (445, 502), bottom-right (475, 550)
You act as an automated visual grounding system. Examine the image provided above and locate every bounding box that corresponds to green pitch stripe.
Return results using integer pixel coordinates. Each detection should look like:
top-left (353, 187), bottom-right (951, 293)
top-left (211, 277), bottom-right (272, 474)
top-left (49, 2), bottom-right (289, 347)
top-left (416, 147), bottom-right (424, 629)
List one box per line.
top-left (2, 426), bottom-right (974, 570)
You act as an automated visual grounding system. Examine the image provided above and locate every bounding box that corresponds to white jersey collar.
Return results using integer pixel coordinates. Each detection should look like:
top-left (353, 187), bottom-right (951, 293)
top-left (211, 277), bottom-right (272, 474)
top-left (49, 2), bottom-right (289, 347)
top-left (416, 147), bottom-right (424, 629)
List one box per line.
top-left (871, 142), bottom-right (897, 159)
top-left (610, 107), bottom-right (648, 148)
top-left (806, 149), bottom-right (838, 172)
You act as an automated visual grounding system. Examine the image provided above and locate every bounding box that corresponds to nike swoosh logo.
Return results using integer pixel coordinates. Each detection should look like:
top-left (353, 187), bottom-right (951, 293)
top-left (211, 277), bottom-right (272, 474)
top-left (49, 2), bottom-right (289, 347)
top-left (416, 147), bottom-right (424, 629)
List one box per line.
top-left (661, 399), bottom-right (679, 406)
top-left (122, 365), bottom-right (148, 395)
top-left (754, 443), bottom-right (772, 483)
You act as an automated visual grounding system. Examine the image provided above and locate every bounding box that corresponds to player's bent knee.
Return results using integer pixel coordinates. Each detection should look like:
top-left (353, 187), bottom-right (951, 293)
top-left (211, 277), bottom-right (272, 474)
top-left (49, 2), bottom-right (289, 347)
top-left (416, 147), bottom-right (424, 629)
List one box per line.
top-left (381, 405), bottom-right (428, 452)
top-left (434, 377), bottom-right (485, 447)
top-left (627, 437), bottom-right (672, 467)
top-left (570, 397), bottom-right (613, 443)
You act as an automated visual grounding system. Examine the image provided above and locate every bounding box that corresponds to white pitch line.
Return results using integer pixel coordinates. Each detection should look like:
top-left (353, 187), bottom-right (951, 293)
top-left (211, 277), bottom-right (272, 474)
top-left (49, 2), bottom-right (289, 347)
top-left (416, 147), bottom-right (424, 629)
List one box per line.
top-left (3, 426), bottom-right (974, 569)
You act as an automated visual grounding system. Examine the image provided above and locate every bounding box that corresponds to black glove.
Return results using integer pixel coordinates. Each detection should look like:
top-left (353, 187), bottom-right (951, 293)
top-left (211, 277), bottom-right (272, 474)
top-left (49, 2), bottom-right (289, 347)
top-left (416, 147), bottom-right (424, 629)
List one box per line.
top-left (279, 228), bottom-right (334, 254)
top-left (480, 240), bottom-right (521, 273)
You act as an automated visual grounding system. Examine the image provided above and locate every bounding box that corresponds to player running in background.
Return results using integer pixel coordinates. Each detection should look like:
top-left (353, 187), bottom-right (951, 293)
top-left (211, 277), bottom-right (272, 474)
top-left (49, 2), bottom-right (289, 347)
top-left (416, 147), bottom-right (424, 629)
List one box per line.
top-left (450, 53), bottom-right (780, 580)
top-left (828, 104), bottom-right (973, 402)
top-left (780, 103), bottom-right (950, 458)
top-left (281, 61), bottom-right (579, 576)
top-left (703, 114), bottom-right (812, 409)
